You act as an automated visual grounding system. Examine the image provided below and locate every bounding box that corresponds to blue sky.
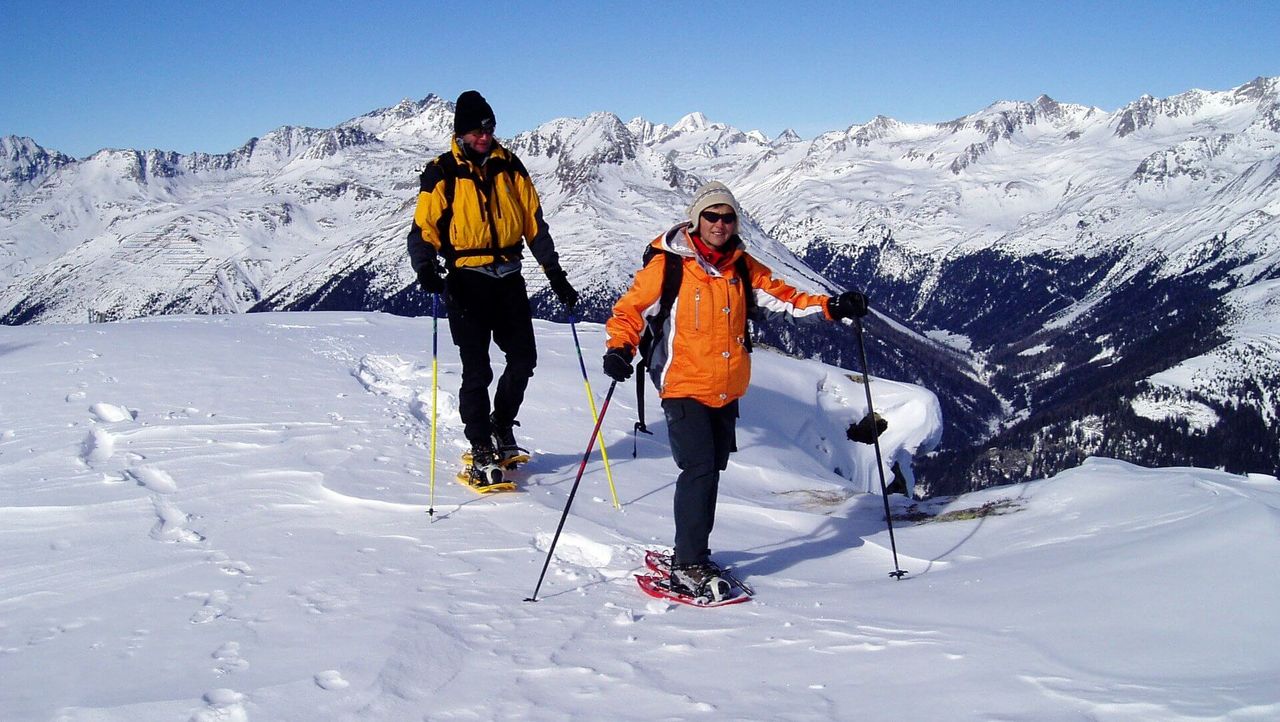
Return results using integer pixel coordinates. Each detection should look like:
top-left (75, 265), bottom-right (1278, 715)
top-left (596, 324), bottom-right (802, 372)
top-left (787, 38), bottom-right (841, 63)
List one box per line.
top-left (5, 1), bottom-right (1279, 158)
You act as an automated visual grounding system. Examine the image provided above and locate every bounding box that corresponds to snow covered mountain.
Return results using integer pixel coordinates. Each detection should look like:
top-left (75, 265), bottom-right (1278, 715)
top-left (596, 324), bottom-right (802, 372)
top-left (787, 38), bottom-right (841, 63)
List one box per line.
top-left (3, 78), bottom-right (1277, 493)
top-left (0, 96), bottom-right (449, 324)
top-left (1, 135), bottom-right (75, 197)
top-left (739, 78), bottom-right (1280, 489)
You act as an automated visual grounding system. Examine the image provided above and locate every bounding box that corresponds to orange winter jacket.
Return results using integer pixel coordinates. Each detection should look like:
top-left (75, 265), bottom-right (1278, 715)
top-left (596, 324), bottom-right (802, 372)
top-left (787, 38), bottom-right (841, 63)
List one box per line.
top-left (606, 223), bottom-right (834, 408)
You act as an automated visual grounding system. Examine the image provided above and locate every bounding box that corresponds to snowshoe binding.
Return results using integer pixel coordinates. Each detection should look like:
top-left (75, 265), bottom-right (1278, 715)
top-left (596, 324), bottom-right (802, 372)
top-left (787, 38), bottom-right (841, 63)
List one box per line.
top-left (636, 550), bottom-right (752, 607)
top-left (670, 562), bottom-right (733, 602)
top-left (643, 549), bottom-right (755, 596)
top-left (457, 443), bottom-right (516, 494)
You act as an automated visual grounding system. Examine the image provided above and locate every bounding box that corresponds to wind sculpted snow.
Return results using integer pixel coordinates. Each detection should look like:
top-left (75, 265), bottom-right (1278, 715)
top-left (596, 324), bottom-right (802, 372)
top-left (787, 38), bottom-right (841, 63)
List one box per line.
top-left (1, 313), bottom-right (1277, 720)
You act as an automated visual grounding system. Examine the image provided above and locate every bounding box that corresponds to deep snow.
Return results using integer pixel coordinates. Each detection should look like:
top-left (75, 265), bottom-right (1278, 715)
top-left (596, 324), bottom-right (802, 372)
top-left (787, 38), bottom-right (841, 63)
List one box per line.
top-left (1, 312), bottom-right (1277, 721)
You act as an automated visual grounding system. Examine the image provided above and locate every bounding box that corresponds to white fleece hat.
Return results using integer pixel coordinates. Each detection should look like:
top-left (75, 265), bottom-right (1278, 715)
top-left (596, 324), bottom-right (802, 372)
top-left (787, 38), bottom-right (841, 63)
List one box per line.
top-left (687, 181), bottom-right (741, 226)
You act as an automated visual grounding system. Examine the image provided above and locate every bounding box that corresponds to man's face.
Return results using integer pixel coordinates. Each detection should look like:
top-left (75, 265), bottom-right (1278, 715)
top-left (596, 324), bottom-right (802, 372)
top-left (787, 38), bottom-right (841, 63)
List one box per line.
top-left (462, 127), bottom-right (494, 154)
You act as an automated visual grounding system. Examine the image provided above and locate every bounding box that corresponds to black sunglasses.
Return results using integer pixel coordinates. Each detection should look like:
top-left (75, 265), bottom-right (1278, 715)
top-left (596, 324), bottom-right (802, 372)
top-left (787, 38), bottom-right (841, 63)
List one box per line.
top-left (700, 210), bottom-right (738, 225)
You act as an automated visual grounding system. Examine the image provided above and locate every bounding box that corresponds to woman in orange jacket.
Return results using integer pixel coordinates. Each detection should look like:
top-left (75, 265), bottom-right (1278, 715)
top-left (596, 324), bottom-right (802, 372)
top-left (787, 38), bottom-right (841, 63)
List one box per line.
top-left (602, 181), bottom-right (870, 599)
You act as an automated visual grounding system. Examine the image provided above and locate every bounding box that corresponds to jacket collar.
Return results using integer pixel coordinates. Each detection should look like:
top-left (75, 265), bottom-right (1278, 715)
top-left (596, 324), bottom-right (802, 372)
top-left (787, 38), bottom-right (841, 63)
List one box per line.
top-left (657, 222), bottom-right (745, 276)
top-left (450, 137), bottom-right (508, 171)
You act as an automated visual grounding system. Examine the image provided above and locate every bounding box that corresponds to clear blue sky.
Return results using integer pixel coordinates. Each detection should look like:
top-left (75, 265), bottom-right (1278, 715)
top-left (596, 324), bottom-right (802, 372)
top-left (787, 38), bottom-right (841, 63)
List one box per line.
top-left (5, 0), bottom-right (1278, 158)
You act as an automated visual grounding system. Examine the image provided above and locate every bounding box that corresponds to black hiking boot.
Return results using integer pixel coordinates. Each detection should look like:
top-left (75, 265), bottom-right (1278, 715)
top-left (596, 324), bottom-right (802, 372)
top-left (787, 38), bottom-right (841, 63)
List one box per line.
top-left (490, 415), bottom-right (526, 465)
top-left (465, 442), bottom-right (504, 487)
top-left (670, 562), bottom-right (732, 602)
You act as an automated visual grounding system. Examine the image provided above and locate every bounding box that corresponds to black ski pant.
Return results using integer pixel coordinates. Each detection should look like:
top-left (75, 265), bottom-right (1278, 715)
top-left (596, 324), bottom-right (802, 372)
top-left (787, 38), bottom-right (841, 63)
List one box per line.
top-left (663, 397), bottom-right (738, 566)
top-left (444, 271), bottom-right (538, 447)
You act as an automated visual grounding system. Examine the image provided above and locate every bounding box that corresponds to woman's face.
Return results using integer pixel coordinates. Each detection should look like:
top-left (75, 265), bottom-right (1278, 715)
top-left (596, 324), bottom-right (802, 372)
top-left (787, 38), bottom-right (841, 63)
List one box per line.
top-left (697, 204), bottom-right (738, 247)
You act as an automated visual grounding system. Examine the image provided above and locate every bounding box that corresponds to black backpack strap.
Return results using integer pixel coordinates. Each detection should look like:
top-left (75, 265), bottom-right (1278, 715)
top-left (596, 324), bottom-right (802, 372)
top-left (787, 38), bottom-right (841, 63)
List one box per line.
top-left (424, 152), bottom-right (459, 269)
top-left (632, 249), bottom-right (684, 455)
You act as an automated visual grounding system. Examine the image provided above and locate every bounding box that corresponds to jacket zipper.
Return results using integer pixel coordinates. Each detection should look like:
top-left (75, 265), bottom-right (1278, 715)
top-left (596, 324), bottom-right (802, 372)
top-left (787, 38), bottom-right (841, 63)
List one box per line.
top-left (491, 171), bottom-right (503, 219)
top-left (476, 164), bottom-right (501, 256)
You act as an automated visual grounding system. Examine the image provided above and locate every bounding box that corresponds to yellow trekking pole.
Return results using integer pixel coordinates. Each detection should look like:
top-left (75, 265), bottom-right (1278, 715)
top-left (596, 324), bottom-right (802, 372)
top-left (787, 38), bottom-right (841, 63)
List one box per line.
top-left (569, 314), bottom-right (620, 509)
top-left (428, 293), bottom-right (440, 518)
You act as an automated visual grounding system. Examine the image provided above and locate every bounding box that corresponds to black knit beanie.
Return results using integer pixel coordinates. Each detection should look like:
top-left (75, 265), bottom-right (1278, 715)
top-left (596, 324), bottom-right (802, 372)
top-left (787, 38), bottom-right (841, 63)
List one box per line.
top-left (454, 90), bottom-right (496, 135)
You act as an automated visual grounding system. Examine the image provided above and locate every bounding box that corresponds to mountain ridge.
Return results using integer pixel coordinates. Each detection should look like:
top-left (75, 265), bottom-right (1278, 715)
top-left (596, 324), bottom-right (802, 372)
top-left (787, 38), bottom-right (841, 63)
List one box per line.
top-left (3, 76), bottom-right (1277, 493)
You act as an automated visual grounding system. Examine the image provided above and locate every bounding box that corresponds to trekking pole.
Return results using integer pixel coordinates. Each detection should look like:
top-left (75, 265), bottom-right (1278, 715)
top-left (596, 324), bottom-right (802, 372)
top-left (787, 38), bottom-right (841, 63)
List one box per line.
top-left (852, 315), bottom-right (908, 579)
top-left (568, 314), bottom-right (621, 510)
top-left (524, 381), bottom-right (618, 602)
top-left (632, 369), bottom-right (652, 458)
top-left (428, 293), bottom-right (440, 518)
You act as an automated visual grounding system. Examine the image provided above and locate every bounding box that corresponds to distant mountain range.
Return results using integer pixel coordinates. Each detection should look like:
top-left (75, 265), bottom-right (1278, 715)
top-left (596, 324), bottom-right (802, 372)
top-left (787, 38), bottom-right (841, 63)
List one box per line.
top-left (4, 77), bottom-right (1277, 494)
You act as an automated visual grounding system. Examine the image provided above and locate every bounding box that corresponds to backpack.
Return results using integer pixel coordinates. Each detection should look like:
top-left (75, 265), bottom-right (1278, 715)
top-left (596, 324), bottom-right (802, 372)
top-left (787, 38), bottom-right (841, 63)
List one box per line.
top-left (632, 245), bottom-right (757, 452)
top-left (415, 150), bottom-right (522, 270)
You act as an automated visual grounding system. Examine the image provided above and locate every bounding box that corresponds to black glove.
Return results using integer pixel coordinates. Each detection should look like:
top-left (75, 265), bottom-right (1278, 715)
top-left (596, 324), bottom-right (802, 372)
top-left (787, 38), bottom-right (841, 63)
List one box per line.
top-left (602, 346), bottom-right (634, 382)
top-left (547, 269), bottom-right (579, 310)
top-left (846, 412), bottom-right (888, 444)
top-left (417, 266), bottom-right (445, 294)
top-left (829, 290), bottom-right (870, 319)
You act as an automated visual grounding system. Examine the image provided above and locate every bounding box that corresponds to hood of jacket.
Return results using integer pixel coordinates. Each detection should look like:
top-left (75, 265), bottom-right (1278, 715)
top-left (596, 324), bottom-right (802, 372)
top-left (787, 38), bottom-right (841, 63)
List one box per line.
top-left (656, 222), bottom-right (745, 275)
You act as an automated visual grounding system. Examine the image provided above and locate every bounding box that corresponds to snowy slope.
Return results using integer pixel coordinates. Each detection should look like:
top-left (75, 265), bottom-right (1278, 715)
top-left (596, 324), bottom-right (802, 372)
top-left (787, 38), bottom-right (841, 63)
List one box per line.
top-left (1, 313), bottom-right (1277, 721)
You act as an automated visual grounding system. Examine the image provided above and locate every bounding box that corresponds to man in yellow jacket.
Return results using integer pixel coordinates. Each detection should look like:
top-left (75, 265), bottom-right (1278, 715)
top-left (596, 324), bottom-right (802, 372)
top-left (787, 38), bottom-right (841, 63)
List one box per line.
top-left (603, 181), bottom-right (869, 599)
top-left (408, 90), bottom-right (578, 486)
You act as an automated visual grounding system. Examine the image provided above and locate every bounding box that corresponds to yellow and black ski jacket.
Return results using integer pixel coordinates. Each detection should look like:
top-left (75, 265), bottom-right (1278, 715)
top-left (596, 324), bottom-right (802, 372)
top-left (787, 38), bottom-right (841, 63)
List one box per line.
top-left (407, 138), bottom-right (560, 274)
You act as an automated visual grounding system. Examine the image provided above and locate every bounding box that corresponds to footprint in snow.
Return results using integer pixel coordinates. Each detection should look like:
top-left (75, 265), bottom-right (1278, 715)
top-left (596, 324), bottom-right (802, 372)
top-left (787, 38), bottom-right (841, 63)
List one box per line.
top-left (191, 688), bottom-right (247, 722)
top-left (130, 465), bottom-right (178, 493)
top-left (25, 618), bottom-right (90, 646)
top-left (218, 560), bottom-right (253, 576)
top-left (354, 354), bottom-right (427, 401)
top-left (90, 402), bottom-right (135, 422)
top-left (81, 428), bottom-right (115, 463)
top-left (212, 641), bottom-right (249, 675)
top-left (289, 585), bottom-right (347, 615)
top-left (534, 531), bottom-right (614, 569)
top-left (150, 497), bottom-right (204, 544)
top-left (314, 670), bottom-right (350, 690)
top-left (187, 590), bottom-right (230, 625)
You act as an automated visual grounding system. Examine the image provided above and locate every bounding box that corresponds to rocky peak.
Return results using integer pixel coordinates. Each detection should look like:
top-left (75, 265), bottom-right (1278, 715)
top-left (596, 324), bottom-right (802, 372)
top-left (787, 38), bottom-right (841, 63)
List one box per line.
top-left (1109, 82), bottom-right (1266, 138)
top-left (338, 95), bottom-right (454, 150)
top-left (509, 112), bottom-right (639, 190)
top-left (671, 112), bottom-right (715, 134)
top-left (1, 135), bottom-right (75, 188)
top-left (850, 115), bottom-right (903, 146)
top-left (625, 117), bottom-right (659, 144)
top-left (1232, 76), bottom-right (1280, 104)
top-left (772, 128), bottom-right (803, 146)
